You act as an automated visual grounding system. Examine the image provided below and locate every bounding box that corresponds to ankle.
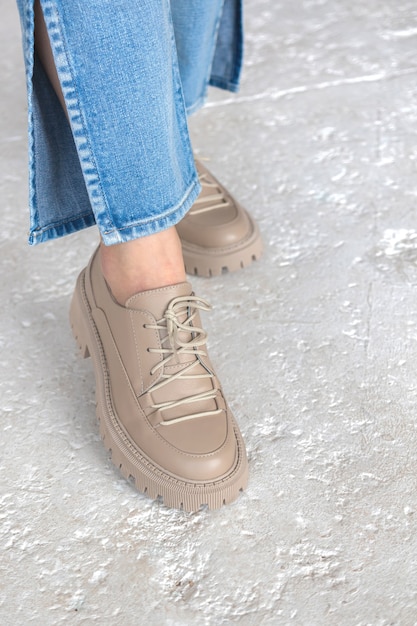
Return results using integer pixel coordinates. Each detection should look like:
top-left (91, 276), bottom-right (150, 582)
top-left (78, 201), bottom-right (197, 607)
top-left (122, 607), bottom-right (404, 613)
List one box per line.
top-left (100, 228), bottom-right (187, 304)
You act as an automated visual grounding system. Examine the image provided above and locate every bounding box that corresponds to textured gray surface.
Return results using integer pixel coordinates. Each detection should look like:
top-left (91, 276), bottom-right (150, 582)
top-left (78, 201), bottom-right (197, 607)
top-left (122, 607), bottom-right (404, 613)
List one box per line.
top-left (2, 0), bottom-right (417, 624)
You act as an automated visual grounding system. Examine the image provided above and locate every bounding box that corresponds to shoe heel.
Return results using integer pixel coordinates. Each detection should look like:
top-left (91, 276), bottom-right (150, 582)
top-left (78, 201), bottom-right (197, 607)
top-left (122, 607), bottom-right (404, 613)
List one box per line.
top-left (69, 275), bottom-right (90, 359)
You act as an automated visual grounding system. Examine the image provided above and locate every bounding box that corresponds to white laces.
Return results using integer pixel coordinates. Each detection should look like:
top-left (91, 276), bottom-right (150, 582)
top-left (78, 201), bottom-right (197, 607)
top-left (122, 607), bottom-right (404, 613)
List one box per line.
top-left (144, 296), bottom-right (222, 425)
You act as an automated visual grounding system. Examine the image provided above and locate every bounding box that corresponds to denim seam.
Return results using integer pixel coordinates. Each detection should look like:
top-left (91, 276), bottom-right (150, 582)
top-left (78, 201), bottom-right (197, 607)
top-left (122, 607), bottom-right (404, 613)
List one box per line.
top-left (29, 214), bottom-right (97, 245)
top-left (209, 0), bottom-right (243, 97)
top-left (40, 0), bottom-right (115, 233)
top-left (31, 209), bottom-right (95, 233)
top-left (166, 0), bottom-right (197, 174)
top-left (196, 0), bottom-right (226, 113)
top-left (29, 176), bottom-right (200, 245)
top-left (25, 2), bottom-right (38, 238)
top-left (209, 75), bottom-right (240, 91)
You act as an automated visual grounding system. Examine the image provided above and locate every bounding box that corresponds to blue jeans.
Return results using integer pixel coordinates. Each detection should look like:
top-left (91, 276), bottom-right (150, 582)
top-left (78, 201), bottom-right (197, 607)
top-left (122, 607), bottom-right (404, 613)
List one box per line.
top-left (15, 0), bottom-right (243, 245)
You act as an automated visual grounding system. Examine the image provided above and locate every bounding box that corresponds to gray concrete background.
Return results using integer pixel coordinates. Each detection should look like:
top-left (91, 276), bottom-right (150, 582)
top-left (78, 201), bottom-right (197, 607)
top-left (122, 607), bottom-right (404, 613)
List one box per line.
top-left (2, 1), bottom-right (417, 624)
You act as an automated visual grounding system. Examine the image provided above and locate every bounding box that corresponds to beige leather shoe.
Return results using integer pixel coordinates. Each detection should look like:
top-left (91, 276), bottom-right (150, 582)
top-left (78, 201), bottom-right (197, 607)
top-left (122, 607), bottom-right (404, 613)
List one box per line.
top-left (176, 159), bottom-right (263, 277)
top-left (69, 249), bottom-right (248, 511)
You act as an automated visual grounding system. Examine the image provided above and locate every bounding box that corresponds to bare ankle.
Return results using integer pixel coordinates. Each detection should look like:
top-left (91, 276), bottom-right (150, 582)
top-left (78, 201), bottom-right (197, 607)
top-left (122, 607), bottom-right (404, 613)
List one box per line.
top-left (100, 228), bottom-right (187, 304)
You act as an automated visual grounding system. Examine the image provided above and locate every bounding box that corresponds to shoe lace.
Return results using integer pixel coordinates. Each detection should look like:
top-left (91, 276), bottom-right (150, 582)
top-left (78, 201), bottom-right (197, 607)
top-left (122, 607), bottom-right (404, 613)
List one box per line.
top-left (144, 296), bottom-right (222, 426)
top-left (190, 169), bottom-right (231, 215)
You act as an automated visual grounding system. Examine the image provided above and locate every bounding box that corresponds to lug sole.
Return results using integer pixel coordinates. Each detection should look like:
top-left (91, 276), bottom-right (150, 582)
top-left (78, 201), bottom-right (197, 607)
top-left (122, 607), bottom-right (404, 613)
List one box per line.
top-left (180, 214), bottom-right (263, 278)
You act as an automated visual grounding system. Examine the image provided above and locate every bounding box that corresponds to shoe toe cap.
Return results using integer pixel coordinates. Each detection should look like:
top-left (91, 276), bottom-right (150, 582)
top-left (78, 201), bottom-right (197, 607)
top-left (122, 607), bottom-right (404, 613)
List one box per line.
top-left (177, 204), bottom-right (252, 249)
top-left (155, 411), bottom-right (242, 482)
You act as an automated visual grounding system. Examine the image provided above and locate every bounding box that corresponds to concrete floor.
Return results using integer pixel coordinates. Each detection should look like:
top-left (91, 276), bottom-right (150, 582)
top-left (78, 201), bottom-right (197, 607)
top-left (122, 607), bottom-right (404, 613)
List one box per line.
top-left (2, 1), bottom-right (417, 624)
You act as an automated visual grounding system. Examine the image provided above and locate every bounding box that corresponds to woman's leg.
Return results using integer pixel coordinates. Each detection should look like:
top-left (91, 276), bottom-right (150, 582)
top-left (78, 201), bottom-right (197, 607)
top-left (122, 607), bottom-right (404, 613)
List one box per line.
top-left (98, 228), bottom-right (186, 303)
top-left (34, 0), bottom-right (188, 302)
top-left (31, 0), bottom-right (200, 242)
top-left (30, 0), bottom-right (248, 510)
top-left (34, 0), bottom-right (65, 113)
top-left (33, 0), bottom-right (261, 284)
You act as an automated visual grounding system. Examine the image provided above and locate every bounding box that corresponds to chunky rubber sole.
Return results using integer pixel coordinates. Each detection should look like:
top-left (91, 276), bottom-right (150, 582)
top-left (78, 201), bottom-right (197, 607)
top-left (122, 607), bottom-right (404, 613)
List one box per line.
top-left (69, 271), bottom-right (249, 512)
top-left (180, 213), bottom-right (263, 277)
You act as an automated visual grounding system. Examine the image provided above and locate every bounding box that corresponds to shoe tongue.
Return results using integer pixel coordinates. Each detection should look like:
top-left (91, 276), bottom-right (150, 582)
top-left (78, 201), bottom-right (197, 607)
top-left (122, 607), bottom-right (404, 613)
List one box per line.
top-left (125, 282), bottom-right (193, 318)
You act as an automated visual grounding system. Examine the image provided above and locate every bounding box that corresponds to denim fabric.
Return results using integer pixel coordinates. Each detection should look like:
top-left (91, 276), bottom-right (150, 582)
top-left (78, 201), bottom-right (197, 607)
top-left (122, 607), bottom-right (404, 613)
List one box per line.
top-left (15, 0), bottom-right (243, 245)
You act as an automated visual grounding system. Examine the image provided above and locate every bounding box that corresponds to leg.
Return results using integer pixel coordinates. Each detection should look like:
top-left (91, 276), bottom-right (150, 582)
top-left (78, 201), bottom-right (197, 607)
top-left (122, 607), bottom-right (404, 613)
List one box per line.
top-left (31, 0), bottom-right (248, 510)
top-left (99, 227), bottom-right (186, 303)
top-left (34, 0), bottom-right (187, 302)
top-left (33, 0), bottom-right (262, 285)
top-left (34, 0), bottom-right (66, 114)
